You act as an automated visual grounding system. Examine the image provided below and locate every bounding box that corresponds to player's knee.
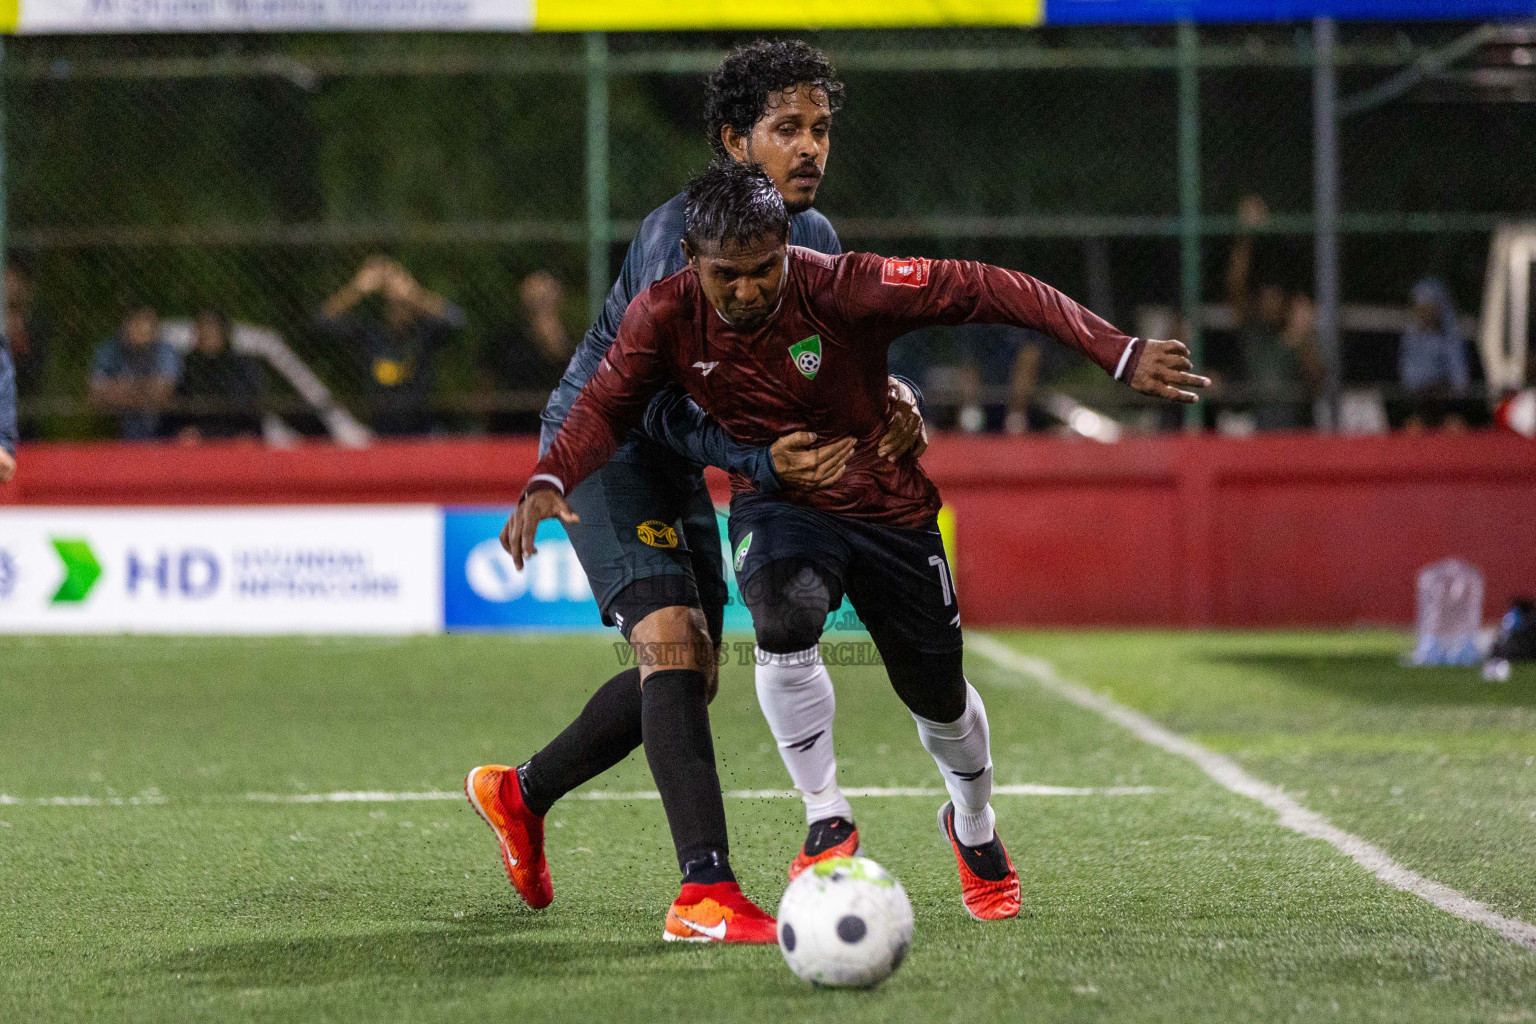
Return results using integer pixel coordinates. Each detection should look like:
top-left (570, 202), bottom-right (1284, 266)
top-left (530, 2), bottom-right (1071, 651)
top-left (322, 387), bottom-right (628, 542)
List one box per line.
top-left (745, 559), bottom-right (832, 655)
top-left (630, 604), bottom-right (715, 683)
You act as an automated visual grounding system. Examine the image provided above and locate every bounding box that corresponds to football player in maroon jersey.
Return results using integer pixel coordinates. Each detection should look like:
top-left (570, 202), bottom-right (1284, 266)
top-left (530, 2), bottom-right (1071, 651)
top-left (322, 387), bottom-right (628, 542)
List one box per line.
top-left (510, 160), bottom-right (1207, 921)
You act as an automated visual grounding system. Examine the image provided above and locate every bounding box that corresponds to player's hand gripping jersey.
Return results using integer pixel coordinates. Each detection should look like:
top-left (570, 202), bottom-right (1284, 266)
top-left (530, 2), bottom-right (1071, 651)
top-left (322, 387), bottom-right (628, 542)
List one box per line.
top-left (530, 248), bottom-right (1144, 528)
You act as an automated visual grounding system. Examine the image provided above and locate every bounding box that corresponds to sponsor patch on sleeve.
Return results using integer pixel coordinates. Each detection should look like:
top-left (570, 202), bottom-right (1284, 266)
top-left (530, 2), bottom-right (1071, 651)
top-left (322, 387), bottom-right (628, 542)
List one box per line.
top-left (880, 256), bottom-right (931, 288)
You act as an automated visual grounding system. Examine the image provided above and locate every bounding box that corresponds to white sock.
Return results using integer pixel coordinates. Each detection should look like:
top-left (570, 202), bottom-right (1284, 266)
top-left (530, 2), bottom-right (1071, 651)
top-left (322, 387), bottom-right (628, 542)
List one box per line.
top-left (912, 681), bottom-right (996, 847)
top-left (754, 646), bottom-right (853, 825)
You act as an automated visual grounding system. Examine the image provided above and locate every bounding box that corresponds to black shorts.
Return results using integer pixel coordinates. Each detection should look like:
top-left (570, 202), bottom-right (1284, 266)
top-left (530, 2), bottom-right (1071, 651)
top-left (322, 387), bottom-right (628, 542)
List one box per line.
top-left (727, 490), bottom-right (962, 656)
top-left (561, 440), bottom-right (727, 646)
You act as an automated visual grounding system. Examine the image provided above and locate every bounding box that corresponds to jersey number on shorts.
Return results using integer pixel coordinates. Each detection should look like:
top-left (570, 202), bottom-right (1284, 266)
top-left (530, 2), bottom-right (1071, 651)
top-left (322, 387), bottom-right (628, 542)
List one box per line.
top-left (928, 555), bottom-right (954, 607)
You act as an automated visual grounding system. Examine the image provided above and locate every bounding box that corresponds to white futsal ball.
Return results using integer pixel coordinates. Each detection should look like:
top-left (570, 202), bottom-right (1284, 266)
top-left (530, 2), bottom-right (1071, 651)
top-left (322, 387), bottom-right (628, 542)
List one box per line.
top-left (777, 856), bottom-right (914, 989)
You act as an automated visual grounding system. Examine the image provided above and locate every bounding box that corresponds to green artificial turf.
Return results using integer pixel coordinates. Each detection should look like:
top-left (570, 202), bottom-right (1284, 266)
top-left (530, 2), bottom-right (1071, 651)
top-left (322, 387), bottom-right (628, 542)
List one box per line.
top-left (1, 632), bottom-right (1534, 1022)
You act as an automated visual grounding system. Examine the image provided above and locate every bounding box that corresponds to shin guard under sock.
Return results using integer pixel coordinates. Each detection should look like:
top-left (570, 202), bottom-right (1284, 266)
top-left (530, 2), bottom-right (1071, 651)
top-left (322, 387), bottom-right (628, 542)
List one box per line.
top-left (641, 668), bottom-right (734, 879)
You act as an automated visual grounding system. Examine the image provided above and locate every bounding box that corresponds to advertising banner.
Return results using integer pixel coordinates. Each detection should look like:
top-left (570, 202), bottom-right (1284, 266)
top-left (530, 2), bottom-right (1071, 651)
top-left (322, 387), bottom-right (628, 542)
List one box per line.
top-left (442, 506), bottom-right (757, 634)
top-left (6, 0), bottom-right (1522, 33)
top-left (0, 506), bottom-right (442, 634)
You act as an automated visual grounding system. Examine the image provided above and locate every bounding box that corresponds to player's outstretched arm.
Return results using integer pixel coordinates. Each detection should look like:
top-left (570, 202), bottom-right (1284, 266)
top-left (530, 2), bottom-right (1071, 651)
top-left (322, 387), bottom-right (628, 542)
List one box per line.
top-left (501, 488), bottom-right (580, 571)
top-left (1128, 339), bottom-right (1211, 404)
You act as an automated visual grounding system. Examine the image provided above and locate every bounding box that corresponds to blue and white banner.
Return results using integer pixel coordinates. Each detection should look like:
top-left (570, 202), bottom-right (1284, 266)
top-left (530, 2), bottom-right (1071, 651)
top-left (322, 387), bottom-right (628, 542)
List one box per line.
top-left (441, 506), bottom-right (758, 634)
top-left (0, 504), bottom-right (867, 635)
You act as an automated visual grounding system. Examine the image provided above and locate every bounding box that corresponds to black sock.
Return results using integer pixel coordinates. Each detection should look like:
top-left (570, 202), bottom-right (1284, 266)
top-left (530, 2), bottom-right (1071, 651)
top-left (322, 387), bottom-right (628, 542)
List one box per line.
top-left (518, 668), bottom-right (643, 817)
top-left (681, 850), bottom-right (735, 886)
top-left (641, 668), bottom-right (734, 881)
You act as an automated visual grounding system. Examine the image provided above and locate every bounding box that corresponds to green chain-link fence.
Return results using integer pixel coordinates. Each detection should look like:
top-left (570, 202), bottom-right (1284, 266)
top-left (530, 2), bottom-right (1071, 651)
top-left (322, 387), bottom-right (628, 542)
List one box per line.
top-left (6, 22), bottom-right (1532, 440)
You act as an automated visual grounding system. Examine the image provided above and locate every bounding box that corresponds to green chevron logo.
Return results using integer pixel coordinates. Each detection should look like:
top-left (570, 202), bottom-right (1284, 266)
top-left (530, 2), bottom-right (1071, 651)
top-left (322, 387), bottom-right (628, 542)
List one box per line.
top-left (50, 538), bottom-right (102, 604)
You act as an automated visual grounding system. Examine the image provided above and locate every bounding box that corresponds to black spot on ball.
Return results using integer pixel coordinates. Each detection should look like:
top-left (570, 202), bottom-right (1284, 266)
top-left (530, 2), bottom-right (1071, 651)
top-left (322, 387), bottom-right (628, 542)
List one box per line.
top-left (891, 939), bottom-right (909, 972)
top-left (781, 922), bottom-right (796, 952)
top-left (836, 915), bottom-right (867, 944)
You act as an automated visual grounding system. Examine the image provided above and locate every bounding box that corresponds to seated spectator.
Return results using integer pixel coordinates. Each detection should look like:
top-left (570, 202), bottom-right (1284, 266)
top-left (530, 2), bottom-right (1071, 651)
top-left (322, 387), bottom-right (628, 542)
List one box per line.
top-left (1399, 277), bottom-right (1471, 432)
top-left (172, 310), bottom-right (264, 442)
top-left (0, 333), bottom-right (15, 482)
top-left (959, 324), bottom-right (1060, 434)
top-left (1226, 195), bottom-right (1323, 430)
top-left (314, 256), bottom-right (465, 437)
top-left (6, 260), bottom-right (50, 440)
top-left (890, 323), bottom-right (1062, 433)
top-left (89, 303), bottom-right (179, 441)
top-left (481, 271), bottom-right (573, 434)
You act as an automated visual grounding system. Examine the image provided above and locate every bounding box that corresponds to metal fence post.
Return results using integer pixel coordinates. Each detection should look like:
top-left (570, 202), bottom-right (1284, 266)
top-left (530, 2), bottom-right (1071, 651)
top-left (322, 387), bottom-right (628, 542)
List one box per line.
top-left (1178, 21), bottom-right (1202, 430)
top-left (585, 31), bottom-right (610, 327)
top-left (1313, 17), bottom-right (1343, 429)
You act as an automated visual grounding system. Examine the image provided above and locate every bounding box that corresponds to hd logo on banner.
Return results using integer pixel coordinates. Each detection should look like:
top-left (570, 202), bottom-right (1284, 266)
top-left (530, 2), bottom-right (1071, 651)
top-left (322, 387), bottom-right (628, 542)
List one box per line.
top-left (0, 507), bottom-right (442, 634)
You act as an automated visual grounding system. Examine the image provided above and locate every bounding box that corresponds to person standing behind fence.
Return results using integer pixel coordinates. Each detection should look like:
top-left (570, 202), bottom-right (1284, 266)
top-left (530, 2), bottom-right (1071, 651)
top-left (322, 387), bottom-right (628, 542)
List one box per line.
top-left (88, 303), bottom-right (180, 441)
top-left (0, 333), bottom-right (16, 482)
top-left (481, 271), bottom-right (573, 434)
top-left (1399, 277), bottom-right (1471, 432)
top-left (1226, 195), bottom-right (1323, 430)
top-left (314, 255), bottom-right (465, 437)
top-left (6, 260), bottom-right (49, 440)
top-left (172, 310), bottom-right (265, 442)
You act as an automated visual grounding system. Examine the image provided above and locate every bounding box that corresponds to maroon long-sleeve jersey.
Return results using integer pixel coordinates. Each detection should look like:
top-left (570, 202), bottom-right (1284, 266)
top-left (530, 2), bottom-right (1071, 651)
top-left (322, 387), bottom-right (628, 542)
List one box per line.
top-left (528, 248), bottom-right (1142, 529)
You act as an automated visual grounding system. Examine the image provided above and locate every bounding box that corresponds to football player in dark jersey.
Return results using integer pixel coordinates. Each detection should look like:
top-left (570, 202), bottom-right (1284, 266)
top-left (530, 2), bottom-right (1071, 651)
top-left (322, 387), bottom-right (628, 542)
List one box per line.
top-left (512, 161), bottom-right (1207, 922)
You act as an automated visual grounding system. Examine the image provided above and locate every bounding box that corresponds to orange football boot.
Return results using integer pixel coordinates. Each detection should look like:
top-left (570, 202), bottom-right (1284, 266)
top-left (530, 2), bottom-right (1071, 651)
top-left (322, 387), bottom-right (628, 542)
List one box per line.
top-left (662, 881), bottom-right (778, 944)
top-left (787, 816), bottom-right (863, 880)
top-left (939, 801), bottom-right (1020, 921)
top-left (464, 764), bottom-right (554, 910)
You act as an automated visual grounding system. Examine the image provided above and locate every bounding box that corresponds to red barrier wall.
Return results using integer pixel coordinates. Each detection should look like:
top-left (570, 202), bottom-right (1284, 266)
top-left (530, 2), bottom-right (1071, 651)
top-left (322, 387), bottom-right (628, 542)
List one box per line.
top-left (5, 432), bottom-right (1534, 627)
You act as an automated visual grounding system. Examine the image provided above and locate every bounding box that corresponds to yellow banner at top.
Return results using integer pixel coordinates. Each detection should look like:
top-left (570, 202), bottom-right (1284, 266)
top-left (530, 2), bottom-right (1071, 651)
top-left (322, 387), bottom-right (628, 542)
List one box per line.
top-left (532, 0), bottom-right (1043, 31)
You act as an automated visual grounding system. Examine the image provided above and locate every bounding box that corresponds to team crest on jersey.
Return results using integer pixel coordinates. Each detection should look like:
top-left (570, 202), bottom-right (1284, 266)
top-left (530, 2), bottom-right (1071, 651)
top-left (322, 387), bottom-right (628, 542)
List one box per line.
top-left (636, 520), bottom-right (679, 549)
top-left (881, 256), bottom-right (931, 288)
top-left (733, 532), bottom-right (754, 572)
top-left (788, 335), bottom-right (822, 380)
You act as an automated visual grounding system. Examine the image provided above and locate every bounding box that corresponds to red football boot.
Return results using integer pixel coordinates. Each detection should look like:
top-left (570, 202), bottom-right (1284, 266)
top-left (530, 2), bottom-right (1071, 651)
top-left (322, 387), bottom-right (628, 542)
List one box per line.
top-left (464, 764), bottom-right (554, 910)
top-left (662, 881), bottom-right (778, 944)
top-left (939, 801), bottom-right (1020, 921)
top-left (787, 816), bottom-right (863, 880)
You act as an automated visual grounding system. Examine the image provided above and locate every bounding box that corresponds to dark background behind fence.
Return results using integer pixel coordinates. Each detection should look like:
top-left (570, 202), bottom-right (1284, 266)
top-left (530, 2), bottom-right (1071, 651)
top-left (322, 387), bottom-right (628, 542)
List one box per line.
top-left (8, 22), bottom-right (1534, 438)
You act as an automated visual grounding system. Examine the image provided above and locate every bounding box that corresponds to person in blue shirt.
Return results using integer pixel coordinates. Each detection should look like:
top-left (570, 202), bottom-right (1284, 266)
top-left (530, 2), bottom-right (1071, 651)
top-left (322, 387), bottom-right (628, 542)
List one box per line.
top-left (466, 41), bottom-right (926, 939)
top-left (0, 333), bottom-right (16, 482)
top-left (1400, 277), bottom-right (1472, 431)
top-left (89, 303), bottom-right (181, 441)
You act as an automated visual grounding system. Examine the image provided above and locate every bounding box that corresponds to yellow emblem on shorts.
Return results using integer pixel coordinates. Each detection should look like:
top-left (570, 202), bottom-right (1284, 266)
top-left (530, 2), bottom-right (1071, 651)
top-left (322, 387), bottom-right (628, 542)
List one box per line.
top-left (636, 520), bottom-right (679, 549)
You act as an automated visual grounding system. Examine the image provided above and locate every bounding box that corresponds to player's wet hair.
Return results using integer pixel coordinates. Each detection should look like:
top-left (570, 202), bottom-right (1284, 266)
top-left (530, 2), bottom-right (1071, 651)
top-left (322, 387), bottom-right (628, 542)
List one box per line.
top-left (704, 39), bottom-right (845, 159)
top-left (683, 161), bottom-right (789, 252)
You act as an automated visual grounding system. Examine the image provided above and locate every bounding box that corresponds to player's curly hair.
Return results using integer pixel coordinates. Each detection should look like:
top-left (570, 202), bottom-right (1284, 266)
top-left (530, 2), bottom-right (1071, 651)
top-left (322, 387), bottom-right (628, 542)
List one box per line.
top-left (683, 161), bottom-right (789, 251)
top-left (704, 40), bottom-right (846, 159)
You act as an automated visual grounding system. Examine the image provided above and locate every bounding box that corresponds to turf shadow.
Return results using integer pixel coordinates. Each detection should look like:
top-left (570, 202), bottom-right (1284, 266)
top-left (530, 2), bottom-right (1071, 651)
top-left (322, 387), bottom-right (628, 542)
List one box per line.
top-left (156, 917), bottom-right (674, 987)
top-left (1209, 652), bottom-right (1536, 707)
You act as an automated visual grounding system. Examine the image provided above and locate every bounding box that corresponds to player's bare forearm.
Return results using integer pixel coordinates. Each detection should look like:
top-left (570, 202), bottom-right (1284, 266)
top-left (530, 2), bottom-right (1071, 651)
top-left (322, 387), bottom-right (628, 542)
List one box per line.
top-left (501, 488), bottom-right (580, 571)
top-left (1129, 339), bottom-right (1211, 404)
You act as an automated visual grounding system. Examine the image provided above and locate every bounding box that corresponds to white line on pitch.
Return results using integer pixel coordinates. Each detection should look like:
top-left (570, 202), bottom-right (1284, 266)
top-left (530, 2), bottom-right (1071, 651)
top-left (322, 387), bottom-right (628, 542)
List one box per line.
top-left (966, 631), bottom-right (1536, 953)
top-left (0, 794), bottom-right (170, 807)
top-left (0, 783), bottom-right (1160, 808)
